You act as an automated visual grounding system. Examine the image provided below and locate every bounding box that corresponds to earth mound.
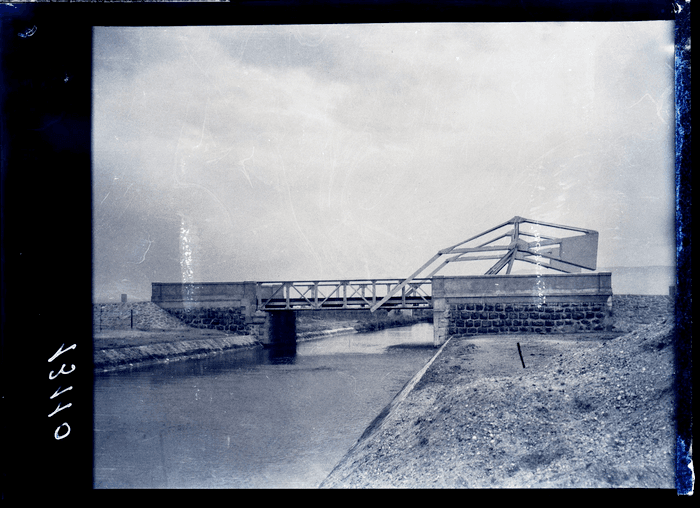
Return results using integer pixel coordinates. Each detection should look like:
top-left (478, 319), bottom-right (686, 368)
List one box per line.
top-left (321, 319), bottom-right (676, 488)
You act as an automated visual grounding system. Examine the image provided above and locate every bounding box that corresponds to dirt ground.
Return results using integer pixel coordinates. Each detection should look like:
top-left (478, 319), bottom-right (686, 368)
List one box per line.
top-left (321, 320), bottom-right (677, 488)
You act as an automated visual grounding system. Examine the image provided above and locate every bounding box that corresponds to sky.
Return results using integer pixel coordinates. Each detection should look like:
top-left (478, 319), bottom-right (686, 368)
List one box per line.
top-left (92, 22), bottom-right (676, 302)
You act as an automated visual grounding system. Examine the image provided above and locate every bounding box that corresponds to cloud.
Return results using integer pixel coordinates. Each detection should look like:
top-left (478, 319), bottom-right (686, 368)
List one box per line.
top-left (93, 22), bottom-right (675, 300)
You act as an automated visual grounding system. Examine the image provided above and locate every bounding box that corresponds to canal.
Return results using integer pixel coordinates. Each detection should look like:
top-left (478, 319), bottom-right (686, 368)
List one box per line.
top-left (94, 323), bottom-right (436, 488)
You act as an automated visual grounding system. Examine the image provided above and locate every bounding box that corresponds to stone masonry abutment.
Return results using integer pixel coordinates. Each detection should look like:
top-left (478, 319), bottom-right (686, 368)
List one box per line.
top-left (431, 273), bottom-right (614, 346)
top-left (151, 282), bottom-right (301, 346)
top-left (151, 282), bottom-right (270, 344)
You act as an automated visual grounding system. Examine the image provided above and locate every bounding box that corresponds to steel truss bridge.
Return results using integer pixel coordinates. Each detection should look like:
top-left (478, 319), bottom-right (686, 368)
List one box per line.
top-left (256, 278), bottom-right (432, 311)
top-left (255, 217), bottom-right (599, 313)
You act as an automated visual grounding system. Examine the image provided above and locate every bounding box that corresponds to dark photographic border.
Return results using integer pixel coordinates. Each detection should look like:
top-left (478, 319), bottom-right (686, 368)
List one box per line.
top-left (0, 0), bottom-right (689, 497)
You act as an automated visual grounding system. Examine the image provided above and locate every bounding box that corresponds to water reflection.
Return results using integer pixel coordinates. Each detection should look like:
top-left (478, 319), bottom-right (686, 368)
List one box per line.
top-left (265, 343), bottom-right (297, 364)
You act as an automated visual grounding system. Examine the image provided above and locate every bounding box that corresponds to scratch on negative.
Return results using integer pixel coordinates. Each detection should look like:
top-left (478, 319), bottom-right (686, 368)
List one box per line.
top-left (18, 26), bottom-right (37, 38)
top-left (134, 236), bottom-right (153, 265)
top-left (239, 146), bottom-right (255, 188)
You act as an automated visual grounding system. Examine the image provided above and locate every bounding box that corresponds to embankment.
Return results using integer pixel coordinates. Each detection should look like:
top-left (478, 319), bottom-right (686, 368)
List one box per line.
top-left (321, 294), bottom-right (677, 488)
top-left (611, 294), bottom-right (674, 332)
top-left (94, 301), bottom-right (191, 332)
top-left (93, 303), bottom-right (429, 371)
top-left (94, 335), bottom-right (260, 372)
top-left (93, 301), bottom-right (260, 372)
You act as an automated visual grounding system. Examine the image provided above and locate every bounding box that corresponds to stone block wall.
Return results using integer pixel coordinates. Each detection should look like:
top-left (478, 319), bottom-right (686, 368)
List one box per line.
top-left (447, 300), bottom-right (613, 336)
top-left (433, 274), bottom-right (614, 343)
top-left (163, 306), bottom-right (251, 334)
top-left (150, 282), bottom-right (260, 336)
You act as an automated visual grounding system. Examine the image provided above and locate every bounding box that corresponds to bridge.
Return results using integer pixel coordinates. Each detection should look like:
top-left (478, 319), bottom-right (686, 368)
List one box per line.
top-left (255, 278), bottom-right (432, 311)
top-left (240, 216), bottom-right (601, 313)
top-left (151, 217), bottom-right (613, 346)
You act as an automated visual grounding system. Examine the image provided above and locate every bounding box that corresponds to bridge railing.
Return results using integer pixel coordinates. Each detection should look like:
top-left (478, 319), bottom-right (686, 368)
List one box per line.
top-left (256, 278), bottom-right (432, 311)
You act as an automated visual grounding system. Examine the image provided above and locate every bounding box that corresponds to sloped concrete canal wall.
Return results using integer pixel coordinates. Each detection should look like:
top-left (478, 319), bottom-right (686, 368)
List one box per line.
top-left (94, 335), bottom-right (260, 372)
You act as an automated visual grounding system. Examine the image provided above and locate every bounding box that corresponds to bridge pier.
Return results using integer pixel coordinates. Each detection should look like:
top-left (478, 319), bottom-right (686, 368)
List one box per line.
top-left (267, 310), bottom-right (297, 347)
top-left (432, 297), bottom-right (449, 347)
top-left (245, 309), bottom-right (298, 348)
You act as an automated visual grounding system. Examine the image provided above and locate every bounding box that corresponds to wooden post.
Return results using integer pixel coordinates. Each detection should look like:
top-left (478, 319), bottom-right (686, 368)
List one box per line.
top-left (517, 342), bottom-right (526, 368)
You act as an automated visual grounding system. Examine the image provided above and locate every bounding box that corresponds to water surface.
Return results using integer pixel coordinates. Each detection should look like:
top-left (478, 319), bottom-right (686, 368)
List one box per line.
top-left (94, 323), bottom-right (435, 488)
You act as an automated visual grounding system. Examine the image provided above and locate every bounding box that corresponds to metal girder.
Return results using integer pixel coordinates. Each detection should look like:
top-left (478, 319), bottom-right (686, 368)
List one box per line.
top-left (369, 216), bottom-right (599, 312)
top-left (257, 278), bottom-right (432, 311)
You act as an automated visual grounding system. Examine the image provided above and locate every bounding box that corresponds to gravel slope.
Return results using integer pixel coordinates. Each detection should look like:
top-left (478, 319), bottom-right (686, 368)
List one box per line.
top-left (321, 319), bottom-right (676, 488)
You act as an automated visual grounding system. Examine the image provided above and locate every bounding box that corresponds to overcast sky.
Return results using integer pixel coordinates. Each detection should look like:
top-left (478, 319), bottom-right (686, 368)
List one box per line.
top-left (93, 22), bottom-right (675, 302)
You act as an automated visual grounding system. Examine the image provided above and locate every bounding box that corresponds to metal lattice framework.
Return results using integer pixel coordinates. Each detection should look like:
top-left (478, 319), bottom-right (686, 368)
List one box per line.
top-left (256, 278), bottom-right (432, 311)
top-left (369, 216), bottom-right (599, 312)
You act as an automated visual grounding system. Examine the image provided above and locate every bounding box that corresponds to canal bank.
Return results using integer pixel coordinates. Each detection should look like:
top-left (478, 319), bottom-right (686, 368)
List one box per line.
top-left (93, 302), bottom-right (431, 372)
top-left (94, 327), bottom-right (367, 373)
top-left (94, 332), bottom-right (262, 373)
top-left (320, 296), bottom-right (676, 488)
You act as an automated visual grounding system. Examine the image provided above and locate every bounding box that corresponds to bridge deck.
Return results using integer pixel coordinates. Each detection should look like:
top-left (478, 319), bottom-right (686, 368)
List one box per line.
top-left (256, 279), bottom-right (432, 311)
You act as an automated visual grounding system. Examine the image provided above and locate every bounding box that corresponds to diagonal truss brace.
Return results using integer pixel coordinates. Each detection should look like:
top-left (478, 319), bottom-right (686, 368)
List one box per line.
top-left (369, 216), bottom-right (599, 312)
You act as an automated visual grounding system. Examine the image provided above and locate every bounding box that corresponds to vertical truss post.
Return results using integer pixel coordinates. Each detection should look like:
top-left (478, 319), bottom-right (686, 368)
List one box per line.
top-left (313, 281), bottom-right (319, 309)
top-left (372, 280), bottom-right (377, 306)
top-left (506, 221), bottom-right (519, 274)
top-left (342, 281), bottom-right (348, 308)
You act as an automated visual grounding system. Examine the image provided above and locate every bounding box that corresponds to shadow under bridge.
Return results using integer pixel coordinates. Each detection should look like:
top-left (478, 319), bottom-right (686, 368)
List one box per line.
top-left (255, 279), bottom-right (432, 311)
